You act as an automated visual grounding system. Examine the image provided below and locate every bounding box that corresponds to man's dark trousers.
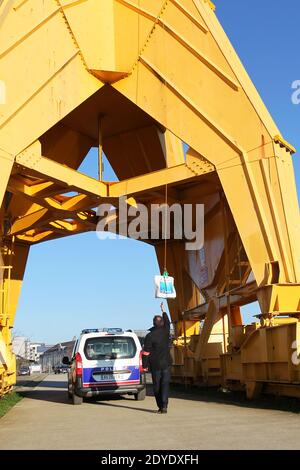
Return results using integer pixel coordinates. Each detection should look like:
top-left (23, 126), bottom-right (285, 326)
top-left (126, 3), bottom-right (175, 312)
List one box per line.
top-left (151, 367), bottom-right (171, 410)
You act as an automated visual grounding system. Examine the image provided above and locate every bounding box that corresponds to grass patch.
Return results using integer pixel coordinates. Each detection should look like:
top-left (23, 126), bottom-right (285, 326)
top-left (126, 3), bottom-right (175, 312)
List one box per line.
top-left (0, 392), bottom-right (23, 419)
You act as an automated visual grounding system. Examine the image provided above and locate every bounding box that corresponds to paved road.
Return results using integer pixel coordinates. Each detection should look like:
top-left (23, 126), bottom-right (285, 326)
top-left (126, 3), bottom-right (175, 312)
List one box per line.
top-left (1, 374), bottom-right (300, 450)
top-left (15, 373), bottom-right (47, 392)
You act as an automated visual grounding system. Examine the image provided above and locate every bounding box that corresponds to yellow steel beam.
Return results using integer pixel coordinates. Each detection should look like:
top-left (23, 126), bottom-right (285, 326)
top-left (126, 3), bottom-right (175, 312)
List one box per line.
top-left (0, 150), bottom-right (14, 208)
top-left (8, 176), bottom-right (65, 198)
top-left (16, 219), bottom-right (96, 243)
top-left (274, 134), bottom-right (296, 154)
top-left (7, 176), bottom-right (56, 198)
top-left (15, 143), bottom-right (107, 198)
top-left (8, 178), bottom-right (99, 213)
top-left (109, 154), bottom-right (215, 198)
top-left (13, 143), bottom-right (215, 209)
top-left (16, 230), bottom-right (55, 243)
top-left (9, 206), bottom-right (97, 237)
top-left (203, 0), bottom-right (216, 11)
top-left (164, 130), bottom-right (185, 167)
top-left (257, 284), bottom-right (300, 316)
top-left (10, 207), bottom-right (50, 236)
top-left (1, 241), bottom-right (29, 328)
top-left (194, 297), bottom-right (219, 359)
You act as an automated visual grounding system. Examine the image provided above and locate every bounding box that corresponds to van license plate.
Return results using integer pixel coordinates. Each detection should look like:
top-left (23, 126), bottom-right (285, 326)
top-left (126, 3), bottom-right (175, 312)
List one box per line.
top-left (94, 374), bottom-right (127, 382)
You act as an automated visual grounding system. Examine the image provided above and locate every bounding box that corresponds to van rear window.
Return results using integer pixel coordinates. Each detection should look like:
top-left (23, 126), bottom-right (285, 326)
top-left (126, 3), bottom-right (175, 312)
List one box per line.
top-left (84, 336), bottom-right (137, 360)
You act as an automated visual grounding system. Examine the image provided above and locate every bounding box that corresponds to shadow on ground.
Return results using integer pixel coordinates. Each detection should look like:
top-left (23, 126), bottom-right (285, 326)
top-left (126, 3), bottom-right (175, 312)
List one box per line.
top-left (169, 383), bottom-right (300, 414)
top-left (29, 379), bottom-right (67, 389)
top-left (19, 381), bottom-right (300, 414)
top-left (16, 374), bottom-right (48, 388)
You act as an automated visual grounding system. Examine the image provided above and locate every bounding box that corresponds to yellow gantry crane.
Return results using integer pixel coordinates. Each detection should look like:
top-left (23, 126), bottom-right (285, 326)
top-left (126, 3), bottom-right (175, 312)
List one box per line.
top-left (0, 0), bottom-right (300, 399)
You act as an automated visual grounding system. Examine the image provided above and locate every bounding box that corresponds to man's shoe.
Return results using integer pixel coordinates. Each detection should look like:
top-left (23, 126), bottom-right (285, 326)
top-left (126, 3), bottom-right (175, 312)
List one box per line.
top-left (161, 408), bottom-right (168, 414)
top-left (157, 409), bottom-right (163, 413)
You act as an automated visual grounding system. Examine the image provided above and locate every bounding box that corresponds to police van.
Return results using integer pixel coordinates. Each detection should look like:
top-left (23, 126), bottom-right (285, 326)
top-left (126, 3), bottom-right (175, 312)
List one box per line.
top-left (63, 328), bottom-right (147, 405)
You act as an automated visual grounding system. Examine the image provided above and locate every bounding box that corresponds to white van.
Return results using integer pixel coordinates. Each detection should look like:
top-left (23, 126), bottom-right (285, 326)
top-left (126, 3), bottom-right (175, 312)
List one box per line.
top-left (63, 328), bottom-right (147, 405)
top-left (30, 364), bottom-right (41, 374)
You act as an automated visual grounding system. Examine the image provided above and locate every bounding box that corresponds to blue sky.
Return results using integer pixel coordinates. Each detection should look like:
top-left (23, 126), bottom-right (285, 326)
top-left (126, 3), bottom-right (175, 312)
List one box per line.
top-left (14, 0), bottom-right (300, 344)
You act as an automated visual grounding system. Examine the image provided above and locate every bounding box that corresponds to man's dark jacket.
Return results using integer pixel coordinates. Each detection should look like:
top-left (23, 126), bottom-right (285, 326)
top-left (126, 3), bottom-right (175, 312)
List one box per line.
top-left (142, 312), bottom-right (172, 371)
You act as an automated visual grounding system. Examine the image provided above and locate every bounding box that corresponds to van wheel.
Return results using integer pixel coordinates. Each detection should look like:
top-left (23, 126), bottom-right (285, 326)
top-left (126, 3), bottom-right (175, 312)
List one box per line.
top-left (72, 393), bottom-right (83, 405)
top-left (134, 388), bottom-right (146, 401)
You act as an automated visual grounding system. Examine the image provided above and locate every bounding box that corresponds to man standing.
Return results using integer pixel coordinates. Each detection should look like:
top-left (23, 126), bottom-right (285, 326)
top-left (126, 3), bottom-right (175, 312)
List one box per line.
top-left (142, 302), bottom-right (172, 414)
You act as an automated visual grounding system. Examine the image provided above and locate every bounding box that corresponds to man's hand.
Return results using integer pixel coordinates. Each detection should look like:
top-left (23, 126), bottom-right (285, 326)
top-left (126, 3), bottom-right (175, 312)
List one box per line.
top-left (160, 302), bottom-right (164, 313)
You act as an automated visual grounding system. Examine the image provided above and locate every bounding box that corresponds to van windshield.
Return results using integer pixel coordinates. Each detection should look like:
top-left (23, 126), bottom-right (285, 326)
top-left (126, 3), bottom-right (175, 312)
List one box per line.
top-left (84, 336), bottom-right (137, 360)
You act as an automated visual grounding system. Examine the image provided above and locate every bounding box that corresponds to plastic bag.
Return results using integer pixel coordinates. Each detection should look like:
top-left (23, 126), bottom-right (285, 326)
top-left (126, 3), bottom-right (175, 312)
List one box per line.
top-left (154, 274), bottom-right (176, 299)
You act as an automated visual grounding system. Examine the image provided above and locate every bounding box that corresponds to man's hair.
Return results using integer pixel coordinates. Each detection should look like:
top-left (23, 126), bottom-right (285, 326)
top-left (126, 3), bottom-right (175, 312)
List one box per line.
top-left (153, 315), bottom-right (164, 328)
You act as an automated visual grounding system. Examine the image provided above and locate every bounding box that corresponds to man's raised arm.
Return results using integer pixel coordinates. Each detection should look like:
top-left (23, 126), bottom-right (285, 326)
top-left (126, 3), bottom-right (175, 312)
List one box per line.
top-left (160, 302), bottom-right (170, 332)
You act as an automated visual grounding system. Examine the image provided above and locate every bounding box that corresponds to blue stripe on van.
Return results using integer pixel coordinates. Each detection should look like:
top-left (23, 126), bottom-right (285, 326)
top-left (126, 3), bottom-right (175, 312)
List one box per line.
top-left (83, 366), bottom-right (140, 385)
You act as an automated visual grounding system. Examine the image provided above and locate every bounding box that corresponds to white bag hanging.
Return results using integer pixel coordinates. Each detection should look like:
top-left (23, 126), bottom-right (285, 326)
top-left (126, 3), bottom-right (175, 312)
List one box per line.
top-left (154, 184), bottom-right (176, 299)
top-left (155, 271), bottom-right (176, 299)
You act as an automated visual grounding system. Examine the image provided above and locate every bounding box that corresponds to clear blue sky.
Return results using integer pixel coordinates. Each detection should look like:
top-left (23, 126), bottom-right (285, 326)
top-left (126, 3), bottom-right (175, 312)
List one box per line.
top-left (14, 0), bottom-right (300, 344)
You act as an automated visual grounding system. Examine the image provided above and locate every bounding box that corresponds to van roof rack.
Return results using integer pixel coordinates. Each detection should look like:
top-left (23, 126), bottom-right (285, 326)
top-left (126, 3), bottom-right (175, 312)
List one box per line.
top-left (81, 328), bottom-right (100, 334)
top-left (102, 328), bottom-right (123, 334)
top-left (81, 328), bottom-right (123, 335)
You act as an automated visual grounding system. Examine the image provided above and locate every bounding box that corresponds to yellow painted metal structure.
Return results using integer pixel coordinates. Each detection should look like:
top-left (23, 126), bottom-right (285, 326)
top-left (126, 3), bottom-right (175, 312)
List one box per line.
top-left (0, 0), bottom-right (300, 399)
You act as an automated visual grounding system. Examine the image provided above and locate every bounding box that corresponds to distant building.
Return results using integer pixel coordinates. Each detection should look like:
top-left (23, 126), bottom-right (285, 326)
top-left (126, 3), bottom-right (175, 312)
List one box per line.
top-left (12, 337), bottom-right (52, 362)
top-left (40, 341), bottom-right (75, 372)
top-left (28, 342), bottom-right (52, 362)
top-left (12, 336), bottom-right (30, 359)
top-left (28, 343), bottom-right (39, 362)
top-left (37, 344), bottom-right (51, 358)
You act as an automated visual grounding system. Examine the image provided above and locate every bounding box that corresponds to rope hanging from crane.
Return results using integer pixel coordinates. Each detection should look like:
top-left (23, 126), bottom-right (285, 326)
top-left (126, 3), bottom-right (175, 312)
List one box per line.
top-left (154, 182), bottom-right (176, 299)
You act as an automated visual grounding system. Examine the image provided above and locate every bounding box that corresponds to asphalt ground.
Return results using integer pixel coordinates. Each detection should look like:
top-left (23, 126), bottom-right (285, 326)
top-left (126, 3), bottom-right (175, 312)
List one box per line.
top-left (1, 374), bottom-right (300, 450)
